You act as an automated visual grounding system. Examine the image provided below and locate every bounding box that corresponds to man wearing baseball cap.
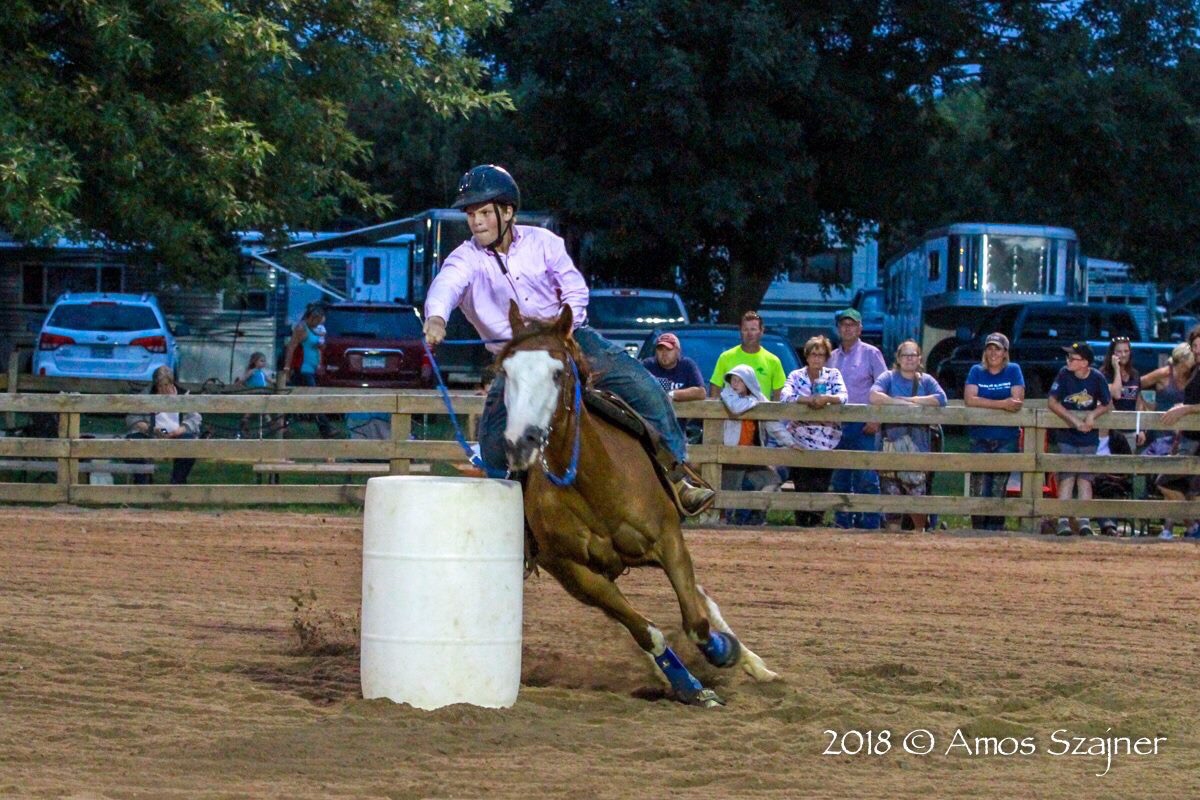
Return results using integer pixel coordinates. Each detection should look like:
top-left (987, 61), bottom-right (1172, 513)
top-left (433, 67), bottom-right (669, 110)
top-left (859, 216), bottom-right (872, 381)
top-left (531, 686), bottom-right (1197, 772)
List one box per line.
top-left (1047, 341), bottom-right (1112, 536)
top-left (643, 333), bottom-right (706, 403)
top-left (828, 306), bottom-right (888, 529)
top-left (643, 332), bottom-right (706, 448)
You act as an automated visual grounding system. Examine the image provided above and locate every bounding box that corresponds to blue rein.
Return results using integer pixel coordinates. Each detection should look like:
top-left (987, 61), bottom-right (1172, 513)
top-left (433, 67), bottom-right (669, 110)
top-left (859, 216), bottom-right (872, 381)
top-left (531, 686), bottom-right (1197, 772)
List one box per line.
top-left (420, 336), bottom-right (508, 479)
top-left (541, 357), bottom-right (583, 488)
top-left (420, 333), bottom-right (583, 487)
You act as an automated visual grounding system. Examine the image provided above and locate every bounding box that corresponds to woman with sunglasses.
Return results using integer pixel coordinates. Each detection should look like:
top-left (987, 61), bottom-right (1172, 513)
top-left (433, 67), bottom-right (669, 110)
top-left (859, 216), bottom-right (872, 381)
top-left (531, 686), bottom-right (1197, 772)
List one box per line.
top-left (869, 340), bottom-right (947, 532)
top-left (1096, 337), bottom-right (1147, 535)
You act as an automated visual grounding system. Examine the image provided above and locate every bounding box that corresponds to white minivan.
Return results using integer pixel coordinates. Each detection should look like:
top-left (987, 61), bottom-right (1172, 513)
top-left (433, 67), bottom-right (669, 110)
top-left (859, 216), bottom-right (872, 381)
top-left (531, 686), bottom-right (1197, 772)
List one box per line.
top-left (587, 288), bottom-right (690, 357)
top-left (32, 292), bottom-right (180, 380)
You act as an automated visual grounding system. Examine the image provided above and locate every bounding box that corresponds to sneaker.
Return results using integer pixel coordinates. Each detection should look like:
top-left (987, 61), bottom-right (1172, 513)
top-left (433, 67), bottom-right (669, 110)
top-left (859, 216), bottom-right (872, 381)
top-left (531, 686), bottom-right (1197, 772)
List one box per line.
top-left (1078, 523), bottom-right (1094, 537)
top-left (1101, 524), bottom-right (1118, 537)
top-left (1056, 523), bottom-right (1072, 537)
top-left (1159, 529), bottom-right (1175, 541)
top-left (1186, 524), bottom-right (1200, 539)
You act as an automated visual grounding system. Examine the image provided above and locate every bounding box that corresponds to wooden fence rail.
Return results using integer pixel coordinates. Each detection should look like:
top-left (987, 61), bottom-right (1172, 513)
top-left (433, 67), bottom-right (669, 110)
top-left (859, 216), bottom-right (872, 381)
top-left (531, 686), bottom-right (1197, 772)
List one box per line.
top-left (1, 390), bottom-right (1199, 525)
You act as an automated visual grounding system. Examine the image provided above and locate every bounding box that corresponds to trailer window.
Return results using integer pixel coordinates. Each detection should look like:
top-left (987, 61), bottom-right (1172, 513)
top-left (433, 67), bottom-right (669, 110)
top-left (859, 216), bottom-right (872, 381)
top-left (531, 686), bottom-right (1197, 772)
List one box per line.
top-left (362, 257), bottom-right (381, 286)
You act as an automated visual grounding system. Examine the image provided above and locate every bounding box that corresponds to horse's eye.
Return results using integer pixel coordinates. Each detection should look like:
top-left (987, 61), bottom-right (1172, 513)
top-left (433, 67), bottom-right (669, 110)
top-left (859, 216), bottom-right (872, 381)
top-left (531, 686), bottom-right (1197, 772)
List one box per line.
top-left (552, 369), bottom-right (562, 385)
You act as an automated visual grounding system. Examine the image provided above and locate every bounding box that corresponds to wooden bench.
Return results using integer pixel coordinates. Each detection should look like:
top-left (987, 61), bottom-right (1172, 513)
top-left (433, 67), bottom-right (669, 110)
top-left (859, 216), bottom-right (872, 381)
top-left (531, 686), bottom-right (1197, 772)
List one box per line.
top-left (251, 461), bottom-right (431, 484)
top-left (0, 458), bottom-right (156, 484)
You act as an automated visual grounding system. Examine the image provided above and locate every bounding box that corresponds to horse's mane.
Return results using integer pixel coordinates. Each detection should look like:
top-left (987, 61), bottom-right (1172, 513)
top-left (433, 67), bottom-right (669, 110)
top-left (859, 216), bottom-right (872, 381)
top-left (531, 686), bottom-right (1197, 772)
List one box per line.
top-left (497, 318), bottom-right (591, 380)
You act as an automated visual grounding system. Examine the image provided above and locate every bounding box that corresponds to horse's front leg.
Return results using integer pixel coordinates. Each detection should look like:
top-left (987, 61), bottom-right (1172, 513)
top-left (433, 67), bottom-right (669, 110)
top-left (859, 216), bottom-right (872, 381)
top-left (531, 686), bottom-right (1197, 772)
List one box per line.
top-left (541, 556), bottom-right (724, 708)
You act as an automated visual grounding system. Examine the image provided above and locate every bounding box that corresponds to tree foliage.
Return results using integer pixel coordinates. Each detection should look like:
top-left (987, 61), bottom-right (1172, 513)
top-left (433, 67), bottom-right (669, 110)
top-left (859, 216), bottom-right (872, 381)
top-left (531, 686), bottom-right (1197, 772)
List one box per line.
top-left (928, 0), bottom-right (1200, 285)
top-left (0, 0), bottom-right (511, 285)
top-left (471, 0), bottom-right (991, 319)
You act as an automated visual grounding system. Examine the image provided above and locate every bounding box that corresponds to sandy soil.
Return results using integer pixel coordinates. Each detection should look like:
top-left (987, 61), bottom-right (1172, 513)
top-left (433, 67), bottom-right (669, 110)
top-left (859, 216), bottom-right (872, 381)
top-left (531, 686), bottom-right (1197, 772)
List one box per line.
top-left (1, 507), bottom-right (1198, 799)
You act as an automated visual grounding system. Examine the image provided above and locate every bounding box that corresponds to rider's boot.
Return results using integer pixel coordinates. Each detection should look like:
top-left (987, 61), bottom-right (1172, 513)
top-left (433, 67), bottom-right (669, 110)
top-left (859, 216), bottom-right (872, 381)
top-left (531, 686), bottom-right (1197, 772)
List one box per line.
top-left (668, 463), bottom-right (716, 517)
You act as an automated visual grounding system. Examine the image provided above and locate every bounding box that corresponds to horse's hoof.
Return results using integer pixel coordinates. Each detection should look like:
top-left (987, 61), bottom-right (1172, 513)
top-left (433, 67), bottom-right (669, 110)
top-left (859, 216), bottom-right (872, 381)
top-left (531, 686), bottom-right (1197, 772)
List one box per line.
top-left (699, 630), bottom-right (741, 669)
top-left (682, 688), bottom-right (725, 708)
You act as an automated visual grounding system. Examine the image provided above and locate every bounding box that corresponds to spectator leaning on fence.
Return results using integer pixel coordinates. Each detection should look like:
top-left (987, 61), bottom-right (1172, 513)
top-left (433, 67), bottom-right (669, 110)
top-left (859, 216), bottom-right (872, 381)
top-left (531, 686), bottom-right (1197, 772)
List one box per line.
top-left (644, 332), bottom-right (706, 444)
top-left (1097, 336), bottom-right (1147, 536)
top-left (719, 365), bottom-right (797, 523)
top-left (125, 365), bottom-right (201, 485)
top-left (963, 332), bottom-right (1025, 531)
top-left (1046, 342), bottom-right (1112, 537)
top-left (780, 335), bottom-right (848, 527)
top-left (828, 308), bottom-right (888, 530)
top-left (1139, 343), bottom-right (1195, 539)
top-left (1159, 326), bottom-right (1200, 538)
top-left (869, 340), bottom-right (948, 533)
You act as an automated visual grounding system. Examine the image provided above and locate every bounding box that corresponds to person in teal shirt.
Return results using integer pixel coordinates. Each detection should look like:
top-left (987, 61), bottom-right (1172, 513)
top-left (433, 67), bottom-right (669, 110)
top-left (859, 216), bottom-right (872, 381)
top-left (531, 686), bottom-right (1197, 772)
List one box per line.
top-left (282, 305), bottom-right (334, 438)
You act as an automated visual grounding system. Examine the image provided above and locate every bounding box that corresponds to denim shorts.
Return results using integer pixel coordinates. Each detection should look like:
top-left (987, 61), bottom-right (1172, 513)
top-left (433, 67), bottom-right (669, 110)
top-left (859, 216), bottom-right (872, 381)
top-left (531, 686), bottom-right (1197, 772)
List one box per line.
top-left (1058, 442), bottom-right (1098, 482)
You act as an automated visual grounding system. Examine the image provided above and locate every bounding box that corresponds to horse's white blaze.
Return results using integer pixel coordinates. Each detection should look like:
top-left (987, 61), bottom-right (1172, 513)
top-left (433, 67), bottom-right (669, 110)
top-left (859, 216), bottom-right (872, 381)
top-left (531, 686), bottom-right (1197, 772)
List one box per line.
top-left (501, 350), bottom-right (564, 453)
top-left (698, 586), bottom-right (780, 683)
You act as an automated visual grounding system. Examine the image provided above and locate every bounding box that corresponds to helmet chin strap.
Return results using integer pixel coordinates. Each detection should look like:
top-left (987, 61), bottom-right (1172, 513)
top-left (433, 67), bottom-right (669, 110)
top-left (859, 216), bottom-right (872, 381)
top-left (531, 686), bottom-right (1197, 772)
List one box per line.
top-left (482, 201), bottom-right (515, 261)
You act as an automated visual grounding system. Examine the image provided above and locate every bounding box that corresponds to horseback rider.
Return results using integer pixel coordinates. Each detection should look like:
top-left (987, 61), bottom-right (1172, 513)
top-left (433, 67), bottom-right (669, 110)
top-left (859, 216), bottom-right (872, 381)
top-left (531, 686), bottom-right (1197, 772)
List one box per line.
top-left (422, 164), bottom-right (715, 514)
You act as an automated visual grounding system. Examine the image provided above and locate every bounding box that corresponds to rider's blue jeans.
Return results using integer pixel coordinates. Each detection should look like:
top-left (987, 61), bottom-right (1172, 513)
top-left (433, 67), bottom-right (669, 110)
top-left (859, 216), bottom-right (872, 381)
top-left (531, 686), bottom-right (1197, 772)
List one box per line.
top-left (829, 421), bottom-right (881, 529)
top-left (478, 326), bottom-right (688, 475)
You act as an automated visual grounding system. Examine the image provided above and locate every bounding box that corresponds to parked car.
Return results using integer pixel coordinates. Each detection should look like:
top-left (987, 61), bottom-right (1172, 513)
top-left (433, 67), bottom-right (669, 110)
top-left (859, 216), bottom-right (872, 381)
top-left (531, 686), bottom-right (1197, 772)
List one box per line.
top-left (636, 324), bottom-right (802, 385)
top-left (932, 302), bottom-right (1173, 398)
top-left (316, 303), bottom-right (432, 388)
top-left (589, 288), bottom-right (690, 357)
top-left (32, 292), bottom-right (179, 380)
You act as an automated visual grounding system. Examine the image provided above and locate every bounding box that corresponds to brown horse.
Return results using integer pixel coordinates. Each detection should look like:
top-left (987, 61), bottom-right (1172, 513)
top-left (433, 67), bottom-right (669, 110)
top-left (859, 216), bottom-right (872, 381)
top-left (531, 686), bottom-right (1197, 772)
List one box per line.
top-left (498, 302), bottom-right (777, 706)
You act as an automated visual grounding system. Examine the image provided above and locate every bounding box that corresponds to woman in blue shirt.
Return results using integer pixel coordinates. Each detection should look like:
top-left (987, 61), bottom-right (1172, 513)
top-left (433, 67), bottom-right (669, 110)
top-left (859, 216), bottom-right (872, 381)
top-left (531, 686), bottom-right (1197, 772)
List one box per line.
top-left (963, 333), bottom-right (1025, 531)
top-left (869, 339), bottom-right (948, 533)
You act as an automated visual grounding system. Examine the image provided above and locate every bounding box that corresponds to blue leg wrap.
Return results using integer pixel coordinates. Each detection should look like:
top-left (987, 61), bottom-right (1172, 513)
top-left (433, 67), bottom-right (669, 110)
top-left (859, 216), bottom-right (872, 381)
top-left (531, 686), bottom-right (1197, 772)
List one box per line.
top-left (654, 647), bottom-right (703, 696)
top-left (698, 630), bottom-right (741, 668)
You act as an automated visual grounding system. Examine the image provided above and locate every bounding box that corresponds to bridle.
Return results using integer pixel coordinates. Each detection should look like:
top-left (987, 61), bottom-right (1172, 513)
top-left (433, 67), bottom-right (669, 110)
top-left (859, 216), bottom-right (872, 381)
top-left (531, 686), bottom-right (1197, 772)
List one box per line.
top-left (507, 343), bottom-right (583, 488)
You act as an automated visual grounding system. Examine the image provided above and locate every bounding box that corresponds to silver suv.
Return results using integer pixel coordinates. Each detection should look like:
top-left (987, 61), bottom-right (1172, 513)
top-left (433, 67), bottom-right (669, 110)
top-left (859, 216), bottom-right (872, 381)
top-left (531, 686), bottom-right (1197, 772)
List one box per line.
top-left (32, 292), bottom-right (179, 380)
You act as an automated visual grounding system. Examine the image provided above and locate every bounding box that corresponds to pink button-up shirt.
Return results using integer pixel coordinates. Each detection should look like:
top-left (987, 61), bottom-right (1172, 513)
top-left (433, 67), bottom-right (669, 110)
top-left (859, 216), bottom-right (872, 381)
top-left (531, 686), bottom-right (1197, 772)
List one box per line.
top-left (424, 226), bottom-right (589, 353)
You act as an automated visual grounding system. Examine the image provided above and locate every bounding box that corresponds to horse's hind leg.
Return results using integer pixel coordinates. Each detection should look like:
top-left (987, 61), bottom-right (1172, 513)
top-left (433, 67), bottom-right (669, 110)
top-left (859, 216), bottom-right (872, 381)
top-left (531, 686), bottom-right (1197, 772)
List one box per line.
top-left (657, 528), bottom-right (780, 682)
top-left (698, 585), bottom-right (779, 682)
top-left (541, 556), bottom-right (724, 707)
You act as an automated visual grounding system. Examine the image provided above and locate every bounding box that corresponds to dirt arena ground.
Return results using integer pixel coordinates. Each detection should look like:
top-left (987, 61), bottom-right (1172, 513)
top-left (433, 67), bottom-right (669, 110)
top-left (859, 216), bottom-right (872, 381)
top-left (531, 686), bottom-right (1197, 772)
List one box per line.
top-left (1, 507), bottom-right (1198, 799)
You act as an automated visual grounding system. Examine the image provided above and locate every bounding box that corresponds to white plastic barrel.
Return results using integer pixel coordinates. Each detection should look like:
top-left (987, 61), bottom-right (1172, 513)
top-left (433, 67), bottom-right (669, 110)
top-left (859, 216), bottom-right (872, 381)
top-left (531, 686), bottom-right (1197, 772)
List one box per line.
top-left (360, 476), bottom-right (524, 709)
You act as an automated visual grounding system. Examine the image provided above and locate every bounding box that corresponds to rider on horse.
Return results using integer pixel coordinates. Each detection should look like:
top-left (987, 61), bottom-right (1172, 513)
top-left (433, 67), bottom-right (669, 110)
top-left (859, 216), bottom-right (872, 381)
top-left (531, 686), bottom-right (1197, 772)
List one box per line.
top-left (422, 164), bottom-right (715, 515)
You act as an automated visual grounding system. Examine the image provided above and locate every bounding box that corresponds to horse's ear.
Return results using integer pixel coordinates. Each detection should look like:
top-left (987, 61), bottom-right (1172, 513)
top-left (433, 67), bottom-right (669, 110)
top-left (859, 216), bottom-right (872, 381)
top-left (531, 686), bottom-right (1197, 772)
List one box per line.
top-left (555, 304), bottom-right (574, 338)
top-left (508, 300), bottom-right (525, 336)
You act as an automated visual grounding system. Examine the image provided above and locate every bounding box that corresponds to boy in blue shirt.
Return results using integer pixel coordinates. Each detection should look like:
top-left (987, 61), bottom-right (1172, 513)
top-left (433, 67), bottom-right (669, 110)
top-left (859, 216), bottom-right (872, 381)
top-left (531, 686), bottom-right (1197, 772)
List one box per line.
top-left (1047, 342), bottom-right (1112, 536)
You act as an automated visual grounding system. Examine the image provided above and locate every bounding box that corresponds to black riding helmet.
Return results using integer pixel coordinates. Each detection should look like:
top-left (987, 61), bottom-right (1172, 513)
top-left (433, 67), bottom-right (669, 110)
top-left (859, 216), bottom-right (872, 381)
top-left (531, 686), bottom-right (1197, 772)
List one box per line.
top-left (452, 164), bottom-right (520, 252)
top-left (452, 164), bottom-right (520, 211)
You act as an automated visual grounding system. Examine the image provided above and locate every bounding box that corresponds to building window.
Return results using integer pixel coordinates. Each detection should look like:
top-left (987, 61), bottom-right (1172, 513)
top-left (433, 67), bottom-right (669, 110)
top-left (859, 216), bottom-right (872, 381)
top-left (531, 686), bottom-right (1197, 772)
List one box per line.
top-left (927, 251), bottom-right (940, 282)
top-left (21, 265), bottom-right (43, 305)
top-left (22, 264), bottom-right (125, 305)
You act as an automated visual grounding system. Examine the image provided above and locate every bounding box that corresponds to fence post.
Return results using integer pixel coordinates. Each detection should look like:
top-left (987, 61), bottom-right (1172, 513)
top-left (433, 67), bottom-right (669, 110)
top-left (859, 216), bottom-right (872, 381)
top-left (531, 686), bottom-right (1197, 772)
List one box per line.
top-left (701, 415), bottom-right (723, 499)
top-left (390, 413), bottom-right (412, 475)
top-left (5, 349), bottom-right (19, 430)
top-left (57, 411), bottom-right (80, 502)
top-left (1022, 413), bottom-right (1048, 532)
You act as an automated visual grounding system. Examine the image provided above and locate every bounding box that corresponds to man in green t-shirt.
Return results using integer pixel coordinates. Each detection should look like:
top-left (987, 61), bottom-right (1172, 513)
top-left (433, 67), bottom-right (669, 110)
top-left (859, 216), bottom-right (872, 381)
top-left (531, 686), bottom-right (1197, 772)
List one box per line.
top-left (708, 310), bottom-right (787, 400)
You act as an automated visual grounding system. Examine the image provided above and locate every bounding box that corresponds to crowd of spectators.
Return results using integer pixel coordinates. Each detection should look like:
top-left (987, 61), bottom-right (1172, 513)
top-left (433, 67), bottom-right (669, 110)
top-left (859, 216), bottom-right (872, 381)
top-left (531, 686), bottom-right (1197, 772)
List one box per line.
top-left (699, 308), bottom-right (1200, 539)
